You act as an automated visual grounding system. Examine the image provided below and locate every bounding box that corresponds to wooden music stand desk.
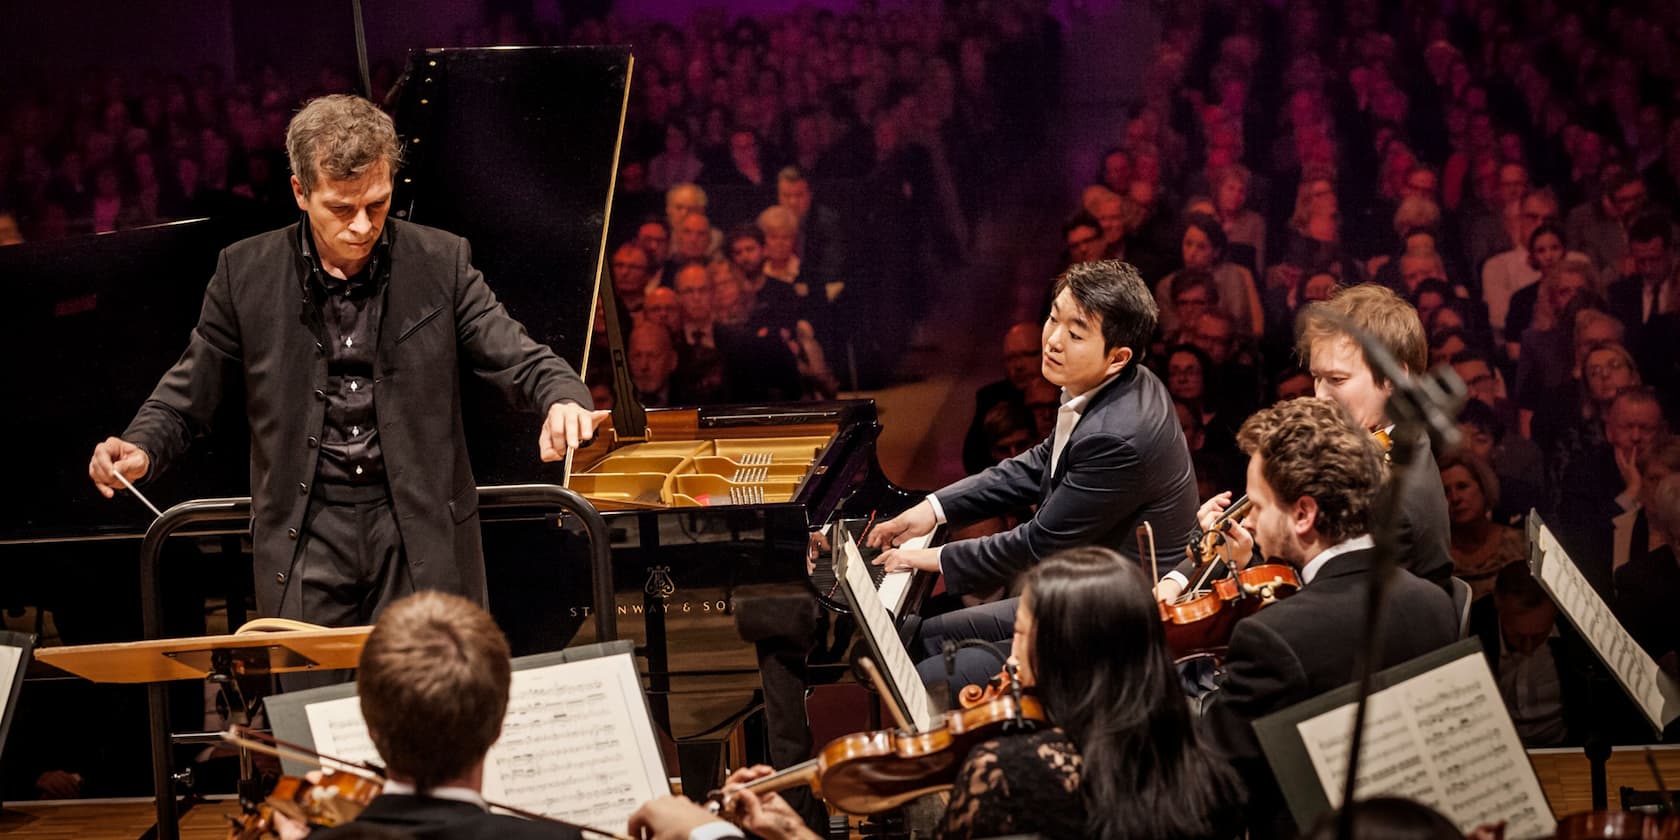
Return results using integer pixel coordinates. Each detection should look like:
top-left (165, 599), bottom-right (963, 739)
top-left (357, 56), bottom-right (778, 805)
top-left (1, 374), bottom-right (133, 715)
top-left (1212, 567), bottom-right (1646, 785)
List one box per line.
top-left (34, 622), bottom-right (371, 684)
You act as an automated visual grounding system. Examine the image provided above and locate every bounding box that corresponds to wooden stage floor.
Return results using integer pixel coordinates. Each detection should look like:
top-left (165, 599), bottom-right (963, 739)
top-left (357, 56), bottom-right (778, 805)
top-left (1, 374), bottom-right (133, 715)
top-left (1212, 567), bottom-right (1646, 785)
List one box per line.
top-left (4, 746), bottom-right (1676, 838)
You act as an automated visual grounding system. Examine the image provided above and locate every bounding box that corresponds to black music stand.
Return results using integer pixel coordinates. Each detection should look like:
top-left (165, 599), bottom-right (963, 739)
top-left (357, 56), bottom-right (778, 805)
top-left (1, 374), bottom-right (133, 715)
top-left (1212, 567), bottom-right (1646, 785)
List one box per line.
top-left (0, 630), bottom-right (36, 812)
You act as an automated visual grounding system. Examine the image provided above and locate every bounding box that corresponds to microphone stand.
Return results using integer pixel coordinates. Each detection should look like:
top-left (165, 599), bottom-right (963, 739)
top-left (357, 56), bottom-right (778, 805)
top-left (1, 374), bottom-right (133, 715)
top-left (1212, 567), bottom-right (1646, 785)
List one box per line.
top-left (1326, 314), bottom-right (1467, 840)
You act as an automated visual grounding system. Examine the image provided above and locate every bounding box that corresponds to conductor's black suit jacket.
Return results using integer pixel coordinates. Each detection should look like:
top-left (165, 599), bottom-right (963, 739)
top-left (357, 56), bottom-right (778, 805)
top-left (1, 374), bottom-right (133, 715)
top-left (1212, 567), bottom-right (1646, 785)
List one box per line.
top-left (123, 219), bottom-right (590, 614)
top-left (935, 363), bottom-right (1200, 594)
top-left (1200, 548), bottom-right (1458, 839)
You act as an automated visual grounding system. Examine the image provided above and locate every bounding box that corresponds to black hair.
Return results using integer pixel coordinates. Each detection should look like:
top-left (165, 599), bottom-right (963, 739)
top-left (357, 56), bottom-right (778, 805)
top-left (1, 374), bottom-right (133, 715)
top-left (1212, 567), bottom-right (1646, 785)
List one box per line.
top-left (1051, 260), bottom-right (1159, 361)
top-left (1527, 219), bottom-right (1566, 253)
top-left (1628, 213), bottom-right (1673, 249)
top-left (725, 223), bottom-right (765, 247)
top-left (1301, 797), bottom-right (1461, 840)
top-left (1063, 210), bottom-right (1102, 238)
top-left (1025, 548), bottom-right (1244, 840)
top-left (1182, 212), bottom-right (1229, 257)
top-left (1457, 398), bottom-right (1505, 443)
top-left (1171, 269), bottom-right (1221, 304)
top-left (1410, 278), bottom-right (1454, 306)
top-left (636, 215), bottom-right (671, 236)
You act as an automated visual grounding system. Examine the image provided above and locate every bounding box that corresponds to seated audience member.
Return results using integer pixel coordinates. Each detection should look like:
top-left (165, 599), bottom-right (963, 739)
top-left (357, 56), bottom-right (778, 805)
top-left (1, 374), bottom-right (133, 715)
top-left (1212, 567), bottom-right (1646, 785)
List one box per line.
top-left (776, 167), bottom-right (844, 285)
top-left (634, 548), bottom-right (1246, 840)
top-left (1163, 343), bottom-right (1237, 458)
top-left (869, 261), bottom-right (1198, 690)
top-left (1439, 451), bottom-right (1525, 600)
top-left (1473, 564), bottom-right (1584, 747)
top-left (707, 259), bottom-right (750, 327)
top-left (1455, 399), bottom-right (1544, 525)
top-left (1062, 210), bottom-right (1106, 267)
top-left (1452, 348), bottom-right (1518, 430)
top-left (1483, 189), bottom-right (1564, 337)
top-left (641, 287), bottom-right (682, 335)
top-left (757, 205), bottom-right (803, 286)
top-left (1557, 387), bottom-right (1670, 597)
top-left (312, 591), bottom-right (580, 839)
top-left (672, 210), bottom-right (716, 265)
top-left (1162, 269), bottom-right (1220, 345)
top-left (1195, 398), bottom-right (1458, 838)
top-left (1428, 327), bottom-right (1469, 367)
top-left (1211, 163), bottom-right (1266, 274)
top-left (628, 322), bottom-right (681, 407)
top-left (648, 122), bottom-right (704, 191)
top-left (1608, 212), bottom-right (1679, 345)
top-left (1612, 437), bottom-right (1680, 575)
top-left (726, 225), bottom-right (800, 339)
top-left (609, 241), bottom-right (656, 316)
top-left (962, 322), bottom-right (1046, 475)
top-left (664, 183), bottom-right (715, 257)
top-left (1162, 284), bottom-right (1457, 600)
top-left (1502, 222), bottom-right (1576, 351)
top-left (1156, 213), bottom-right (1264, 337)
top-left (1269, 367), bottom-right (1314, 404)
top-left (1514, 265), bottom-right (1601, 443)
top-left (1188, 309), bottom-right (1263, 422)
top-left (1566, 169), bottom-right (1645, 281)
top-left (670, 260), bottom-right (800, 404)
top-left (1088, 186), bottom-right (1129, 260)
top-left (1021, 376), bottom-right (1061, 438)
top-left (1616, 473), bottom-right (1680, 672)
top-left (1549, 340), bottom-right (1645, 481)
top-left (635, 218), bottom-right (673, 286)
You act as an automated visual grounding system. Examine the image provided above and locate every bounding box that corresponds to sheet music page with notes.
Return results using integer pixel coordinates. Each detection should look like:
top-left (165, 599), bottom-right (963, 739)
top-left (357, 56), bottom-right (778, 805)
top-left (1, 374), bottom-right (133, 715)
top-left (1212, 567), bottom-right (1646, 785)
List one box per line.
top-left (840, 533), bottom-right (936, 731)
top-left (0, 645), bottom-right (21, 696)
top-left (301, 652), bottom-right (666, 833)
top-left (1533, 522), bottom-right (1673, 730)
top-left (1293, 652), bottom-right (1555, 839)
top-left (480, 653), bottom-right (667, 831)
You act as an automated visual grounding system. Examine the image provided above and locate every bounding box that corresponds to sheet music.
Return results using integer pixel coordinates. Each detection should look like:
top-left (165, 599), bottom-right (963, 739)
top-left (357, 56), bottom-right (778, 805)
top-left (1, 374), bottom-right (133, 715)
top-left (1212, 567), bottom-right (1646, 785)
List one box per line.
top-left (1293, 653), bottom-right (1555, 839)
top-left (480, 653), bottom-right (667, 831)
top-left (301, 652), bottom-right (666, 833)
top-left (303, 694), bottom-right (383, 772)
top-left (1532, 522), bottom-right (1673, 731)
top-left (839, 532), bottom-right (936, 731)
top-left (0, 645), bottom-right (20, 695)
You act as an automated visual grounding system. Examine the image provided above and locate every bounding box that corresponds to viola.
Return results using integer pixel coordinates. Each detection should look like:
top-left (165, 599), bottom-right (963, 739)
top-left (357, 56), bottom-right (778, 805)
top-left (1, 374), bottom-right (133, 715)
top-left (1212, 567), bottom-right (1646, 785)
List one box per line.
top-left (714, 679), bottom-right (1046, 815)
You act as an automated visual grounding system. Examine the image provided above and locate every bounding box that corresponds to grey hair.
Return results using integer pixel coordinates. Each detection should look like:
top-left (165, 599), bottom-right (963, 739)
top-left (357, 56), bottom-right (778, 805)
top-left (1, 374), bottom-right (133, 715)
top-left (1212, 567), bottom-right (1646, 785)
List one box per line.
top-left (1647, 473), bottom-right (1680, 545)
top-left (286, 94), bottom-right (402, 196)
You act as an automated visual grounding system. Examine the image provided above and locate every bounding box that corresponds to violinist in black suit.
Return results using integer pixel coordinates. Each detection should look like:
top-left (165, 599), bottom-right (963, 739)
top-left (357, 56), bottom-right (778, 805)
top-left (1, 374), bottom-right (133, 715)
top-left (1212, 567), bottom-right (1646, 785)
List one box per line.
top-left (1157, 283), bottom-right (1454, 602)
top-left (867, 259), bottom-right (1200, 688)
top-left (312, 591), bottom-right (581, 840)
top-left (1195, 398), bottom-right (1459, 839)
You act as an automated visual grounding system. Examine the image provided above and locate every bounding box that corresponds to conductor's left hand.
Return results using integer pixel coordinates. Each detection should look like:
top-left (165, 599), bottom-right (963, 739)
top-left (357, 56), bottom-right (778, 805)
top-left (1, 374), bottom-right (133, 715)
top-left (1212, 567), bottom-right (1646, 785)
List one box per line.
top-left (539, 401), bottom-right (611, 461)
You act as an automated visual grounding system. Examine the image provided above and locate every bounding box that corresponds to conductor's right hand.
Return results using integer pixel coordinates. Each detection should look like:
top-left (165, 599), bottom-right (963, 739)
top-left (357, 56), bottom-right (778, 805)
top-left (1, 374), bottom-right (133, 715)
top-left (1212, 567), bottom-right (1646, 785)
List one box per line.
top-left (865, 499), bottom-right (937, 549)
top-left (88, 437), bottom-right (150, 499)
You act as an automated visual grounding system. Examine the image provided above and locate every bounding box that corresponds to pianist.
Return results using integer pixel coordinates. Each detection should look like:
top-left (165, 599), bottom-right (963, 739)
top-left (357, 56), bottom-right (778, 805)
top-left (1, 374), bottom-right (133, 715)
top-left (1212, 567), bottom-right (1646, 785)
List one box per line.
top-left (868, 259), bottom-right (1201, 688)
top-left (86, 94), bottom-right (603, 631)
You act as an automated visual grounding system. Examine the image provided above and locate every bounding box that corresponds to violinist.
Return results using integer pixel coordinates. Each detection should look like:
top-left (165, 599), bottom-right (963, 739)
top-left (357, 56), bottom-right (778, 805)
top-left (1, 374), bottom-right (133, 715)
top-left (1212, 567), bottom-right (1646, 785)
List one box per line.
top-left (868, 259), bottom-right (1200, 689)
top-left (633, 546), bottom-right (1245, 840)
top-left (311, 591), bottom-right (580, 840)
top-left (1195, 398), bottom-right (1458, 839)
top-left (1157, 283), bottom-right (1455, 603)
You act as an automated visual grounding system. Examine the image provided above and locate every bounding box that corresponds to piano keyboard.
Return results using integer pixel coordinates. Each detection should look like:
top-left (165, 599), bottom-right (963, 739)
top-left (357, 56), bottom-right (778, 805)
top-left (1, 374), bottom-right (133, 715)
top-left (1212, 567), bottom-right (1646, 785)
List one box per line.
top-left (809, 518), bottom-right (935, 619)
top-left (876, 532), bottom-right (932, 617)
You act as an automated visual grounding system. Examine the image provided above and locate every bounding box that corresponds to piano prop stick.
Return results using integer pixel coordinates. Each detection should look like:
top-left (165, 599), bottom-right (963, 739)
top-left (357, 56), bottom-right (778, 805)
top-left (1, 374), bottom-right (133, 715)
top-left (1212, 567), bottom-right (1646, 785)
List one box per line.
top-left (1253, 638), bottom-right (1557, 839)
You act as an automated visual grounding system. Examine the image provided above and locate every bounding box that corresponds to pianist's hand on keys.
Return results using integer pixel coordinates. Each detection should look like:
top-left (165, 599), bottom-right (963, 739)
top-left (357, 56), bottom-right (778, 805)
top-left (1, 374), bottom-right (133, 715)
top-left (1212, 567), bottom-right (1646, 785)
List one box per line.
top-left (865, 499), bottom-right (938, 549)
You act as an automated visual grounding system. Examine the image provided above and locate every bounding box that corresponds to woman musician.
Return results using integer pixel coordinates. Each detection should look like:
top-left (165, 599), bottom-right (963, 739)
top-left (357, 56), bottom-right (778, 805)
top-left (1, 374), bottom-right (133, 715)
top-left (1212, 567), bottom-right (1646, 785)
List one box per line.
top-left (631, 547), bottom-right (1245, 840)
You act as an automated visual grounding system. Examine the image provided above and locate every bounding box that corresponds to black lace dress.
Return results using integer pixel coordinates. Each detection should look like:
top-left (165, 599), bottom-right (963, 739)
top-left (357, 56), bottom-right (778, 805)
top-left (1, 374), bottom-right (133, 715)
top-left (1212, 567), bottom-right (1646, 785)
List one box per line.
top-left (938, 726), bottom-right (1085, 839)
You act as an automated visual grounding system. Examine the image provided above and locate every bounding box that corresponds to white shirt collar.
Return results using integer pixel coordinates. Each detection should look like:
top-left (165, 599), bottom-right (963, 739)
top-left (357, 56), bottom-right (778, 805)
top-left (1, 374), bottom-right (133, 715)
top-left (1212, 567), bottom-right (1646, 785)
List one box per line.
top-left (1300, 534), bottom-right (1375, 584)
top-left (382, 779), bottom-right (488, 810)
top-left (1061, 371), bottom-right (1123, 413)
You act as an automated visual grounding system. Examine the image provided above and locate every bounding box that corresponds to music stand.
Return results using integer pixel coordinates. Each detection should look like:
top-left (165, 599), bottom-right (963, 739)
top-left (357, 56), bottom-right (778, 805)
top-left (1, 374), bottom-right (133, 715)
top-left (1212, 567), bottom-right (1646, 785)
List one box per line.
top-left (34, 625), bottom-right (370, 822)
top-left (0, 630), bottom-right (35, 812)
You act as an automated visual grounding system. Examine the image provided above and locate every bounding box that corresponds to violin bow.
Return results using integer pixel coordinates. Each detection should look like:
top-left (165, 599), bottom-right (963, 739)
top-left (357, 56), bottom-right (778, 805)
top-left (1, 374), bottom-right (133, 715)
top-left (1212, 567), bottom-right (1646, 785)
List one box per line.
top-left (223, 727), bottom-right (634, 840)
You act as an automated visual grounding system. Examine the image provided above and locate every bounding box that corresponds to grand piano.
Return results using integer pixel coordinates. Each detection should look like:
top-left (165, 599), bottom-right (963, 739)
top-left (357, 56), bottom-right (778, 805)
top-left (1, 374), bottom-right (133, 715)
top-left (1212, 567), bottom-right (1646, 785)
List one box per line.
top-left (0, 46), bottom-right (933, 799)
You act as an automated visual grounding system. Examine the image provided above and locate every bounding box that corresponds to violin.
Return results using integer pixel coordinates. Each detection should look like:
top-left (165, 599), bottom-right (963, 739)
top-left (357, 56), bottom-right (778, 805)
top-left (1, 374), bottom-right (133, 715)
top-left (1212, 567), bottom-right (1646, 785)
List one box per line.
top-left (1550, 810), bottom-right (1680, 839)
top-left (228, 767), bottom-right (383, 839)
top-left (1150, 503), bottom-right (1303, 662)
top-left (713, 670), bottom-right (1045, 815)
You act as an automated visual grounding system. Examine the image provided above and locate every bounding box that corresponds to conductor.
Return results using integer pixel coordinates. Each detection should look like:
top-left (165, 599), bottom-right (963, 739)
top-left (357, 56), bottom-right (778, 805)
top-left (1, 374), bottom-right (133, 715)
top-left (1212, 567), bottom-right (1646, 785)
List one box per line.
top-left (86, 94), bottom-right (605, 627)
